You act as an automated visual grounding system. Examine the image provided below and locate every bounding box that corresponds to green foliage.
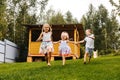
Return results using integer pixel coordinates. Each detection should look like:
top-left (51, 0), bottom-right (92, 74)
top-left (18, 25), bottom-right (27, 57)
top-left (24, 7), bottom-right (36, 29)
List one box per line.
top-left (81, 4), bottom-right (119, 53)
top-left (47, 10), bottom-right (79, 24)
top-left (0, 56), bottom-right (120, 80)
top-left (113, 50), bottom-right (120, 56)
top-left (80, 45), bottom-right (85, 58)
top-left (0, 0), bottom-right (7, 40)
top-left (65, 11), bottom-right (79, 24)
top-left (99, 49), bottom-right (115, 55)
top-left (109, 0), bottom-right (120, 16)
top-left (48, 11), bottom-right (66, 24)
top-left (3, 0), bottom-right (49, 61)
top-left (65, 11), bottom-right (73, 24)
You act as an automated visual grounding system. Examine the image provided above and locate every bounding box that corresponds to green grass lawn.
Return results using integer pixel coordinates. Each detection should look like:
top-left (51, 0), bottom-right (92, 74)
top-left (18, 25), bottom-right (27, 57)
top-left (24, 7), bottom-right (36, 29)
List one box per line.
top-left (0, 56), bottom-right (120, 80)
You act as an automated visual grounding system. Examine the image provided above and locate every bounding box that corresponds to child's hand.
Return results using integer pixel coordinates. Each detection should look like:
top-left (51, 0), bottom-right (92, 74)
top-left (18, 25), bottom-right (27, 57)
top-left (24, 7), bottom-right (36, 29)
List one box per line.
top-left (53, 42), bottom-right (57, 44)
top-left (74, 42), bottom-right (78, 45)
top-left (36, 40), bottom-right (39, 42)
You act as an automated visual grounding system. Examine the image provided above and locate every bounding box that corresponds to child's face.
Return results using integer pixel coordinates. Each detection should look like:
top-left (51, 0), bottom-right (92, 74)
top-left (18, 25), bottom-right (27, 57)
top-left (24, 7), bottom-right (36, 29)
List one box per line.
top-left (43, 25), bottom-right (50, 32)
top-left (85, 30), bottom-right (91, 36)
top-left (62, 36), bottom-right (67, 40)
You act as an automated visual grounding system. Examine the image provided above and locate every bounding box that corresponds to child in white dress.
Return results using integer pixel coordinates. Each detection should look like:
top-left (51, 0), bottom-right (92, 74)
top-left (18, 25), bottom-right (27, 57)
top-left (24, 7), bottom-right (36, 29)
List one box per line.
top-left (54, 31), bottom-right (75, 65)
top-left (36, 23), bottom-right (53, 66)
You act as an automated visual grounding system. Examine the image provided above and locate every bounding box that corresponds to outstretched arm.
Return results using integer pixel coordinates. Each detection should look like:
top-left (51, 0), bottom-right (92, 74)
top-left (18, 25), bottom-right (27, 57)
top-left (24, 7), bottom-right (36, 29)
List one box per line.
top-left (68, 40), bottom-right (76, 44)
top-left (36, 32), bottom-right (43, 41)
top-left (53, 40), bottom-right (61, 44)
top-left (75, 40), bottom-right (85, 44)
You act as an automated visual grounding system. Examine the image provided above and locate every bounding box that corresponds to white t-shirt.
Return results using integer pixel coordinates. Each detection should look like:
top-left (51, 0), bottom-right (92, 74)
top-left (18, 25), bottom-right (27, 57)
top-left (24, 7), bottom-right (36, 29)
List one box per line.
top-left (84, 34), bottom-right (94, 48)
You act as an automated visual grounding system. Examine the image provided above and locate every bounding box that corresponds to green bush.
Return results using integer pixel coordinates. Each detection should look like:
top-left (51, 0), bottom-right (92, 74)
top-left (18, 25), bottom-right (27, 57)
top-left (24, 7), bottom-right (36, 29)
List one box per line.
top-left (113, 50), bottom-right (120, 56)
top-left (99, 49), bottom-right (117, 55)
top-left (80, 45), bottom-right (85, 58)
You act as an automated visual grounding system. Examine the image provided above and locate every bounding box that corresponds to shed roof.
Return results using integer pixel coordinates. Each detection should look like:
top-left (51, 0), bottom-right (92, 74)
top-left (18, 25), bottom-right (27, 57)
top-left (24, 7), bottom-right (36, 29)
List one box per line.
top-left (22, 24), bottom-right (85, 40)
top-left (22, 24), bottom-right (83, 30)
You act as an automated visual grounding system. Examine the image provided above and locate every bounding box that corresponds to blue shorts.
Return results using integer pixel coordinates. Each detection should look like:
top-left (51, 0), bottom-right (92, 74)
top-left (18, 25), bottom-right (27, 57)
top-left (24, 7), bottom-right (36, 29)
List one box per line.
top-left (85, 47), bottom-right (94, 57)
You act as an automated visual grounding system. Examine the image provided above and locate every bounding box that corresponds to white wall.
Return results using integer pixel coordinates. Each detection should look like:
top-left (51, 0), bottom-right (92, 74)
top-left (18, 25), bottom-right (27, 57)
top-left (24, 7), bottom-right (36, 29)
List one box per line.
top-left (0, 39), bottom-right (19, 63)
top-left (0, 41), bottom-right (5, 63)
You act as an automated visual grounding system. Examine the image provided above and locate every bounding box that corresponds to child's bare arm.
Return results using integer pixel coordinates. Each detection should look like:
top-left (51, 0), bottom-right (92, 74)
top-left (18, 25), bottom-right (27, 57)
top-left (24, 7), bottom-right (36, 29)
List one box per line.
top-left (75, 40), bottom-right (85, 44)
top-left (36, 32), bottom-right (43, 41)
top-left (53, 40), bottom-right (61, 44)
top-left (68, 40), bottom-right (76, 44)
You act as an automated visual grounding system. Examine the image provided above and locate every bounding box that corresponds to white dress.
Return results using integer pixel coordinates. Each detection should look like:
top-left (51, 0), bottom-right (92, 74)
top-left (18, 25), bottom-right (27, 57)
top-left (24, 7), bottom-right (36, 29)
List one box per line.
top-left (39, 32), bottom-right (54, 54)
top-left (59, 40), bottom-right (71, 55)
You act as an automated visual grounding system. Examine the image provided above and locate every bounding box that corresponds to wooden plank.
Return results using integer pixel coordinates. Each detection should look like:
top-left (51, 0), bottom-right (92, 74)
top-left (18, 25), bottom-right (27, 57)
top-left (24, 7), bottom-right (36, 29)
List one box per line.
top-left (28, 29), bottom-right (31, 55)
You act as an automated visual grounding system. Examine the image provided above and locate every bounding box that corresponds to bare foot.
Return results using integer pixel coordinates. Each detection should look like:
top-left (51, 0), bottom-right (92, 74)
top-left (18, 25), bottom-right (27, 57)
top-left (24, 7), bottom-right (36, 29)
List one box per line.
top-left (47, 63), bottom-right (51, 66)
top-left (74, 54), bottom-right (79, 59)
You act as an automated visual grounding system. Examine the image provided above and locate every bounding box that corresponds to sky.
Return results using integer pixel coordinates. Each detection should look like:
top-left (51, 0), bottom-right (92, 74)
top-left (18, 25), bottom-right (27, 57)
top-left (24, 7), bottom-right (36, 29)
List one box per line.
top-left (46, 0), bottom-right (119, 22)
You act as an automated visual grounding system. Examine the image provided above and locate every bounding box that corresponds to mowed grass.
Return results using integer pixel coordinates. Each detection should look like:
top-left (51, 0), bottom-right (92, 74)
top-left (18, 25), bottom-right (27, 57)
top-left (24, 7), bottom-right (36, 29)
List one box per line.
top-left (0, 56), bottom-right (120, 80)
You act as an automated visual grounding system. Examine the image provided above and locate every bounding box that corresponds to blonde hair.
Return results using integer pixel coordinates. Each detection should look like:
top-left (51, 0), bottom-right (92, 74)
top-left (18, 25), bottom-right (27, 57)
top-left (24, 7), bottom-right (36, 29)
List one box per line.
top-left (86, 29), bottom-right (92, 33)
top-left (61, 31), bottom-right (69, 40)
top-left (42, 23), bottom-right (52, 32)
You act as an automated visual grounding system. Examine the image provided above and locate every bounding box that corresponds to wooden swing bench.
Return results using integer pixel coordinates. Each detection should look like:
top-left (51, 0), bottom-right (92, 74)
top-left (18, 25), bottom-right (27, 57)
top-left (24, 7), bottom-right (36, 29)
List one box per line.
top-left (27, 53), bottom-right (77, 62)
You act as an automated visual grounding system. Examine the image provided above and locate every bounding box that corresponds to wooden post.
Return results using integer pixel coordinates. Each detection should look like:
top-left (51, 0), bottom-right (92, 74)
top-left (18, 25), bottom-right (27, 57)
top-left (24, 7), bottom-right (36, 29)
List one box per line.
top-left (73, 25), bottom-right (77, 59)
top-left (51, 56), bottom-right (54, 61)
top-left (72, 56), bottom-right (76, 60)
top-left (27, 57), bottom-right (32, 62)
top-left (74, 27), bottom-right (77, 42)
top-left (28, 29), bottom-right (31, 57)
top-left (27, 29), bottom-right (32, 62)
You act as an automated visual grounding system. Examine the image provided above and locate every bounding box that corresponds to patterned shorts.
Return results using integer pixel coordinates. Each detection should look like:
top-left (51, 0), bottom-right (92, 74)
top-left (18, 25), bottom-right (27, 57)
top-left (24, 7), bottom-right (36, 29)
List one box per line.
top-left (85, 47), bottom-right (94, 57)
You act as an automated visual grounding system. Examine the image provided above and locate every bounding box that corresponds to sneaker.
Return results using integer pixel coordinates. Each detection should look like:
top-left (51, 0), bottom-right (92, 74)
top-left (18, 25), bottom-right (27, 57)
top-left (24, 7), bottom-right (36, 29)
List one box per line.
top-left (84, 62), bottom-right (86, 64)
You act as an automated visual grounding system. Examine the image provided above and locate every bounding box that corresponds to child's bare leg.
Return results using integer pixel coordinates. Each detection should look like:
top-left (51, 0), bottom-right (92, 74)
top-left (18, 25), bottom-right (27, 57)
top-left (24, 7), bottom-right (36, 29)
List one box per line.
top-left (74, 53), bottom-right (79, 59)
top-left (45, 53), bottom-right (48, 63)
top-left (47, 52), bottom-right (51, 66)
top-left (88, 54), bottom-right (91, 63)
top-left (62, 55), bottom-right (65, 65)
top-left (48, 47), bottom-right (52, 66)
top-left (84, 52), bottom-right (88, 64)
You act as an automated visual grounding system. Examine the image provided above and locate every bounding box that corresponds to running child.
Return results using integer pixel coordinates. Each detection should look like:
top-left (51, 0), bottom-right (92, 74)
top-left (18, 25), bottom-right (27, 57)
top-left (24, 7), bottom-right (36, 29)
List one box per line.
top-left (76, 29), bottom-right (95, 64)
top-left (36, 23), bottom-right (54, 66)
top-left (54, 31), bottom-right (75, 65)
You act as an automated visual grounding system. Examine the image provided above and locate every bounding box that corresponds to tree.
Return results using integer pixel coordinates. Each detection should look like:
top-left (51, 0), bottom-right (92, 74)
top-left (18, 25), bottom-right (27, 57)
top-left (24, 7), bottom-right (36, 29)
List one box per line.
top-left (65, 11), bottom-right (73, 24)
top-left (5, 0), bottom-right (49, 61)
top-left (109, 0), bottom-right (120, 16)
top-left (37, 0), bottom-right (49, 23)
top-left (81, 3), bottom-right (120, 55)
top-left (0, 0), bottom-right (7, 40)
top-left (81, 4), bottom-right (96, 29)
top-left (81, 4), bottom-right (110, 50)
top-left (48, 11), bottom-right (66, 24)
top-left (106, 12), bottom-right (120, 50)
top-left (72, 18), bottom-right (79, 24)
top-left (45, 7), bottom-right (55, 23)
top-left (65, 11), bottom-right (79, 24)
top-left (97, 5), bottom-right (109, 50)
